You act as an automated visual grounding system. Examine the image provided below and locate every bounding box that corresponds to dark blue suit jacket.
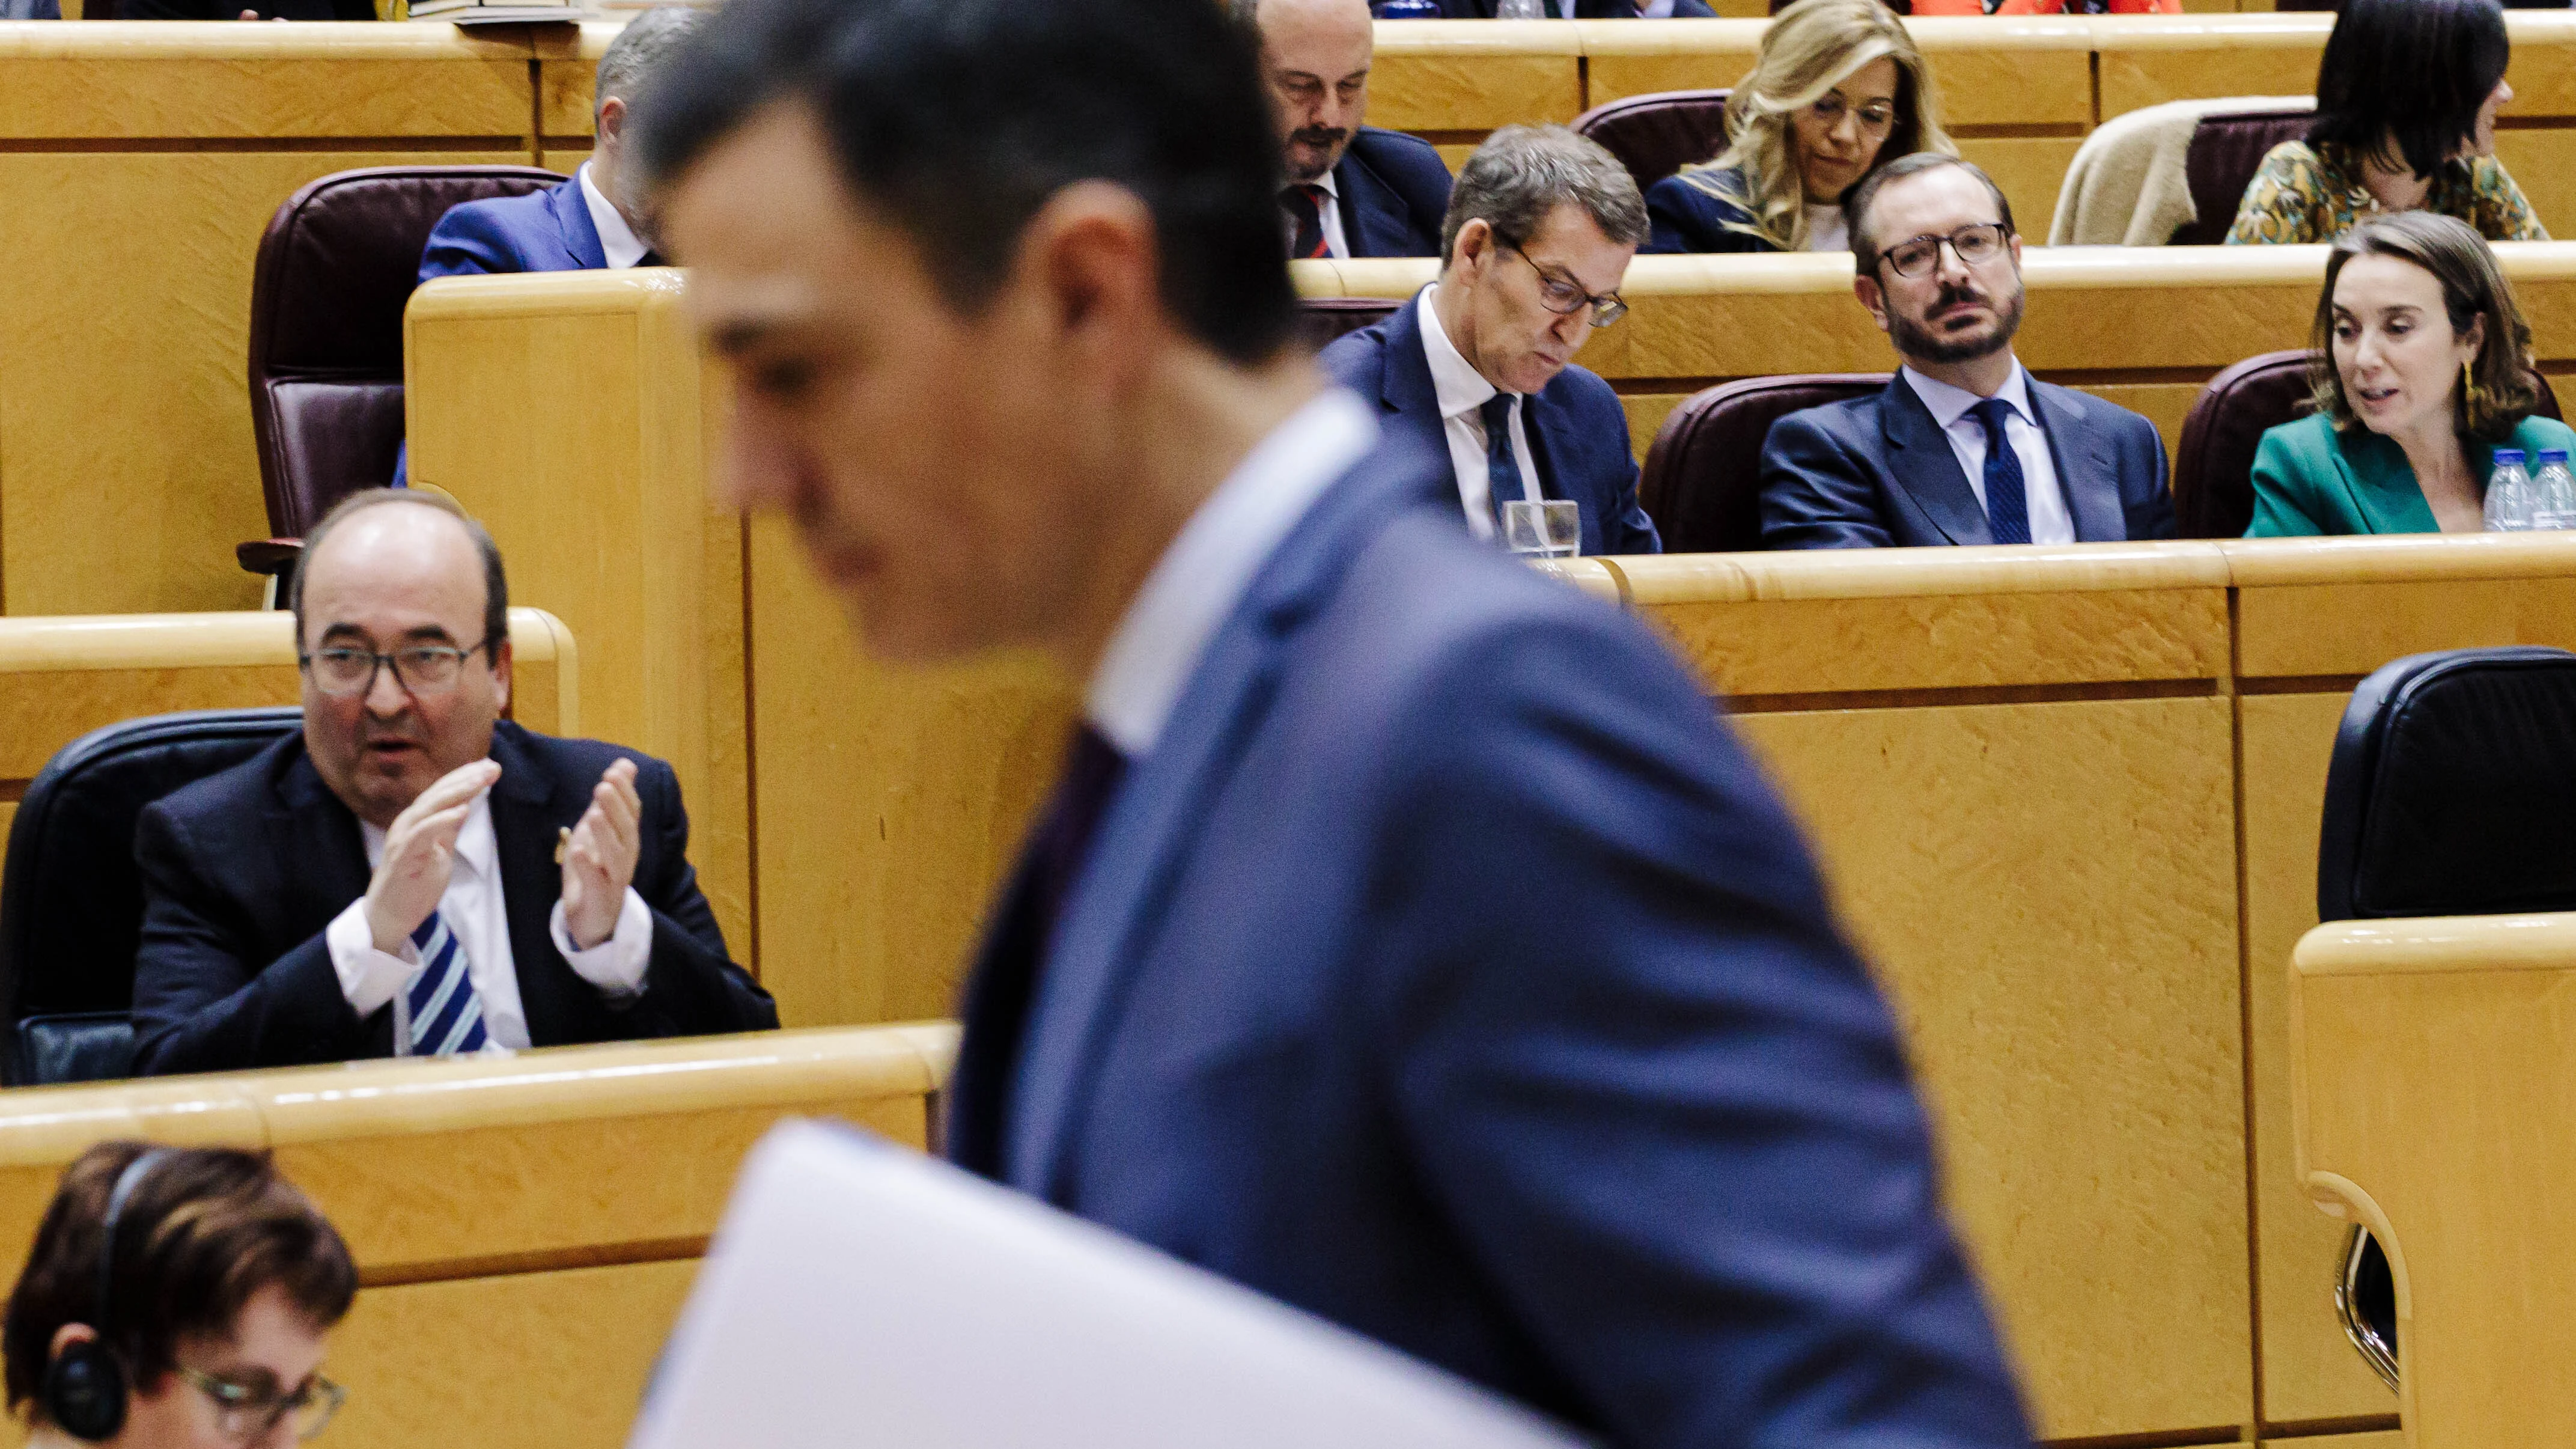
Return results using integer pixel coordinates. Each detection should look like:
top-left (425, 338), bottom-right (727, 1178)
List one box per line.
top-left (1643, 166), bottom-right (1780, 254)
top-left (1318, 292), bottom-right (1661, 555)
top-left (1761, 370), bottom-right (2179, 548)
top-left (130, 721), bottom-right (776, 1076)
top-left (1334, 128), bottom-right (1452, 258)
top-left (419, 174), bottom-right (607, 281)
top-left (945, 431), bottom-right (2031, 1448)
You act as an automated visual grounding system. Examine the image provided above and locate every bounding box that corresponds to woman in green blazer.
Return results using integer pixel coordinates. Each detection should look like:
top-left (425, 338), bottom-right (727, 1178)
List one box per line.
top-left (2248, 212), bottom-right (2576, 537)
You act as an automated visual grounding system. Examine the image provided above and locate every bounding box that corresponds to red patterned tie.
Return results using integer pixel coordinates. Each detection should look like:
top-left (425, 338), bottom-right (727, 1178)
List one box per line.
top-left (1282, 184), bottom-right (1330, 260)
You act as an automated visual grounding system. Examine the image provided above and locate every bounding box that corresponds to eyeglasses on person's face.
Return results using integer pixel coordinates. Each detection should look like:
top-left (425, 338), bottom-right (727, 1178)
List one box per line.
top-left (297, 638), bottom-right (492, 698)
top-left (1503, 242), bottom-right (1628, 328)
top-left (1875, 221), bottom-right (2011, 280)
top-left (174, 1364), bottom-right (347, 1445)
top-left (1809, 93), bottom-right (1897, 133)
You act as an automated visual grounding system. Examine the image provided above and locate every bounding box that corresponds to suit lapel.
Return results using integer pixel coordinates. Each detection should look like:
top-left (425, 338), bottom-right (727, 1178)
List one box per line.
top-left (1520, 388), bottom-right (1601, 555)
top-left (552, 177), bottom-right (609, 271)
top-left (268, 749), bottom-right (388, 1054)
top-left (1881, 376), bottom-right (1993, 546)
top-left (1333, 153), bottom-right (1398, 259)
top-left (1374, 291), bottom-right (1454, 464)
top-left (483, 727), bottom-right (572, 1044)
top-left (1003, 442), bottom-right (1451, 1200)
top-left (2031, 380), bottom-right (2123, 543)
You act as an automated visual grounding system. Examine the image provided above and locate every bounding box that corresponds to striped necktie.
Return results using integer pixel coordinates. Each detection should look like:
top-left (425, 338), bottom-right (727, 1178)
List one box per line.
top-left (1282, 185), bottom-right (1330, 260)
top-left (406, 910), bottom-right (489, 1057)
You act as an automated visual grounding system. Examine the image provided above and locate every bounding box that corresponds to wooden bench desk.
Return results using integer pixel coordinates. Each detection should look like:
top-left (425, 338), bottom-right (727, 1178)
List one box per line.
top-left (0, 1022), bottom-right (955, 1449)
top-left (2292, 913), bottom-right (2576, 1449)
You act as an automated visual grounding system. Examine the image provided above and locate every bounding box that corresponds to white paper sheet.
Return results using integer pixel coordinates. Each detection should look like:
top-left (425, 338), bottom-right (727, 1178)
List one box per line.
top-left (626, 1120), bottom-right (1589, 1449)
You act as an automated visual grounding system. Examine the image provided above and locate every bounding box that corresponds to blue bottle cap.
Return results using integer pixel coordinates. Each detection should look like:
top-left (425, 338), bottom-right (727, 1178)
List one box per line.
top-left (2494, 448), bottom-right (2527, 466)
top-left (2544, 450), bottom-right (2571, 466)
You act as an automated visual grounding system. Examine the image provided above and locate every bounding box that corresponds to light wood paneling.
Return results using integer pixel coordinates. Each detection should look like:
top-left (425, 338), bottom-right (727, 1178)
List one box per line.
top-left (1576, 19), bottom-right (1762, 106)
top-left (1735, 695), bottom-right (2250, 1440)
top-left (1958, 136), bottom-right (2088, 249)
top-left (328, 1258), bottom-right (696, 1449)
top-left (2492, 129), bottom-right (2576, 242)
top-left (746, 521), bottom-right (1071, 1028)
top-left (2294, 914), bottom-right (2576, 1449)
top-left (1371, 20), bottom-right (1585, 134)
top-left (2092, 15), bottom-right (2331, 120)
top-left (407, 270), bottom-right (752, 961)
top-left (0, 25), bottom-right (531, 139)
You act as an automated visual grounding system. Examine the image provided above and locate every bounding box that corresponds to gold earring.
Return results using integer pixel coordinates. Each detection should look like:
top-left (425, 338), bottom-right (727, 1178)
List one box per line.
top-left (2463, 360), bottom-right (2482, 418)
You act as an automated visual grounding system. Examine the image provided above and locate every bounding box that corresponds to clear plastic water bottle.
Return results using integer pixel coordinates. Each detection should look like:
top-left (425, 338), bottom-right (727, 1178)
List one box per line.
top-left (2485, 447), bottom-right (2539, 532)
top-left (1370, 0), bottom-right (1440, 16)
top-left (1493, 0), bottom-right (1547, 17)
top-left (2532, 448), bottom-right (2576, 531)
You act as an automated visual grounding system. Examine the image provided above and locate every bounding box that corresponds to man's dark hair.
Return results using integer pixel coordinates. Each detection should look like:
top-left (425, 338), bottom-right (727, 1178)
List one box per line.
top-left (3, 1143), bottom-right (356, 1418)
top-left (631, 0), bottom-right (1299, 365)
top-left (1842, 151), bottom-right (2016, 277)
top-left (289, 488), bottom-right (509, 657)
top-left (2309, 0), bottom-right (2509, 182)
top-left (1439, 125), bottom-right (1648, 268)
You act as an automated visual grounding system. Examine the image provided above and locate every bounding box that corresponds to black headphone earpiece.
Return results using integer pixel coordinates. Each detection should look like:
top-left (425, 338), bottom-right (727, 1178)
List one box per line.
top-left (43, 1149), bottom-right (168, 1444)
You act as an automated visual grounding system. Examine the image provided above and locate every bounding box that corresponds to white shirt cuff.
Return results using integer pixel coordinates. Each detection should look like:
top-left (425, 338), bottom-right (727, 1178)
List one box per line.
top-left (326, 898), bottom-right (418, 1017)
top-left (550, 888), bottom-right (652, 998)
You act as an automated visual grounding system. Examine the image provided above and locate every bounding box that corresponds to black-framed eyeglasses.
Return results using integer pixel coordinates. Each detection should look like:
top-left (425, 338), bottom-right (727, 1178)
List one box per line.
top-left (1875, 222), bottom-right (2011, 279)
top-left (1503, 243), bottom-right (1628, 328)
top-left (174, 1365), bottom-right (347, 1444)
top-left (297, 638), bottom-right (493, 698)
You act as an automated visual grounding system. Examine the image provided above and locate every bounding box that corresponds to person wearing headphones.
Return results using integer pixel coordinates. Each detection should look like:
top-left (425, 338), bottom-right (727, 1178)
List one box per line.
top-left (1, 1144), bottom-right (356, 1448)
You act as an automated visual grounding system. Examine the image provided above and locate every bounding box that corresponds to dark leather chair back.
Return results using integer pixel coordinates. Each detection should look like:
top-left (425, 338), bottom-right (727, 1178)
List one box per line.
top-left (0, 709), bottom-right (304, 1085)
top-left (1642, 374), bottom-right (1889, 554)
top-left (2172, 109), bottom-right (2314, 246)
top-left (1297, 296), bottom-right (1403, 351)
top-left (2174, 350), bottom-right (2563, 538)
top-left (2315, 645), bottom-right (2576, 1388)
top-left (1570, 90), bottom-right (1734, 195)
top-left (249, 165), bottom-right (564, 540)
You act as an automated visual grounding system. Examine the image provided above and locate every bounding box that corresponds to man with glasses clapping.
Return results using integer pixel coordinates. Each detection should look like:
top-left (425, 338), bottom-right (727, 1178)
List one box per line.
top-left (129, 489), bottom-right (776, 1076)
top-left (1759, 152), bottom-right (2177, 549)
top-left (1321, 126), bottom-right (1663, 558)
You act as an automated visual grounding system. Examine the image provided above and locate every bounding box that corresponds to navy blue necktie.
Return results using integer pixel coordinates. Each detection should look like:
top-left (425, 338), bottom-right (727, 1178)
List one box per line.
top-left (1480, 393), bottom-right (1527, 528)
top-left (1969, 397), bottom-right (2032, 545)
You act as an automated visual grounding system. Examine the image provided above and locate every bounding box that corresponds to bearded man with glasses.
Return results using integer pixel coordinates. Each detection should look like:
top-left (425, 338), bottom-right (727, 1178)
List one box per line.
top-left (1758, 152), bottom-right (2178, 549)
top-left (1322, 124), bottom-right (1663, 557)
top-left (129, 489), bottom-right (775, 1076)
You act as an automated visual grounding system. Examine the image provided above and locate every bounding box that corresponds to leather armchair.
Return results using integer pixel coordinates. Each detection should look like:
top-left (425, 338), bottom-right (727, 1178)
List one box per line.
top-left (1571, 90), bottom-right (1734, 195)
top-left (1641, 374), bottom-right (1889, 554)
top-left (2171, 108), bottom-right (2314, 246)
top-left (2314, 645), bottom-right (2576, 1391)
top-left (2175, 351), bottom-right (2562, 538)
top-left (0, 708), bottom-right (303, 1085)
top-left (245, 165), bottom-right (564, 591)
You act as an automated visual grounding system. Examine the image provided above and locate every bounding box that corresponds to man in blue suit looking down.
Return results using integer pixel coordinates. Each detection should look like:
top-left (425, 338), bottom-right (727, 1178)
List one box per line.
top-left (1322, 125), bottom-right (1661, 555)
top-left (1759, 153), bottom-right (2179, 549)
top-left (1234, 0), bottom-right (1452, 258)
top-left (638, 0), bottom-right (2032, 1442)
top-left (416, 6), bottom-right (705, 282)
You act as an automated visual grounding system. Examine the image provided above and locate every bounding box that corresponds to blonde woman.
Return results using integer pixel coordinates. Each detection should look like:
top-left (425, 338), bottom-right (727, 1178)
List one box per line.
top-left (1643, 0), bottom-right (1952, 255)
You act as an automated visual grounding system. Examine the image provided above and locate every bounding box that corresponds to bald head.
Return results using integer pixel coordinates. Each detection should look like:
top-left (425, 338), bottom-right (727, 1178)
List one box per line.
top-left (293, 495), bottom-right (513, 828)
top-left (1244, 0), bottom-right (1376, 185)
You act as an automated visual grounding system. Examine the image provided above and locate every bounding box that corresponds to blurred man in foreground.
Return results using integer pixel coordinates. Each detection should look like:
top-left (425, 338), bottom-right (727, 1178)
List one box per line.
top-left (637, 0), bottom-right (2033, 1442)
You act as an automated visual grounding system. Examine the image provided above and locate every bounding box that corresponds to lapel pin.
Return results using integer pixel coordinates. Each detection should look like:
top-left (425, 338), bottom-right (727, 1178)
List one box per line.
top-left (555, 826), bottom-right (571, 865)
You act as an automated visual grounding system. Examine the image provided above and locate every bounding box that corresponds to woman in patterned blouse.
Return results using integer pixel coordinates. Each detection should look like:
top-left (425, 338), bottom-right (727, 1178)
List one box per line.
top-left (2225, 0), bottom-right (2543, 246)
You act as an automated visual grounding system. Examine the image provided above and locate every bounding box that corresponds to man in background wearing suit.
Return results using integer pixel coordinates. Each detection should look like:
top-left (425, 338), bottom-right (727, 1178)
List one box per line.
top-left (1234, 0), bottom-right (1451, 258)
top-left (1321, 126), bottom-right (1660, 555)
top-left (639, 0), bottom-right (2028, 1443)
top-left (416, 7), bottom-right (705, 281)
top-left (1760, 153), bottom-right (2178, 548)
top-left (130, 490), bottom-right (775, 1075)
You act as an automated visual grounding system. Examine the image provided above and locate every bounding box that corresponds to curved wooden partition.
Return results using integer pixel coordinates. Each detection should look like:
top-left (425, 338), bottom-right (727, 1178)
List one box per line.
top-left (2291, 913), bottom-right (2576, 1449)
top-left (1296, 243), bottom-right (2576, 466)
top-left (0, 1023), bottom-right (954, 1449)
top-left (0, 607), bottom-right (573, 851)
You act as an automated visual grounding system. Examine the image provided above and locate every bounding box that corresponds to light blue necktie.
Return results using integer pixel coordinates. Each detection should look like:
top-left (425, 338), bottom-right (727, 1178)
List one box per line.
top-left (1480, 392), bottom-right (1529, 529)
top-left (406, 910), bottom-right (489, 1057)
top-left (1969, 396), bottom-right (2032, 545)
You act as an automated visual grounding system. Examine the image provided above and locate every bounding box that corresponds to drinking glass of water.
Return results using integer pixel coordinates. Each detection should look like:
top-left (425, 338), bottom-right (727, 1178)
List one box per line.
top-left (1502, 499), bottom-right (1580, 559)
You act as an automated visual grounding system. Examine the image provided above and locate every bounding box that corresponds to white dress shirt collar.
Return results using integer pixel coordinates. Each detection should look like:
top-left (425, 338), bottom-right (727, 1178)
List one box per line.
top-left (1084, 388), bottom-right (1378, 759)
top-left (1900, 358), bottom-right (2034, 432)
top-left (1418, 284), bottom-right (1499, 419)
top-left (577, 162), bottom-right (652, 270)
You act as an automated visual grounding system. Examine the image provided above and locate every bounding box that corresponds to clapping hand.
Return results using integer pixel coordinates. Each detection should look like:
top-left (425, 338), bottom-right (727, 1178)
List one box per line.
top-left (365, 759), bottom-right (500, 956)
top-left (561, 759), bottom-right (642, 950)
